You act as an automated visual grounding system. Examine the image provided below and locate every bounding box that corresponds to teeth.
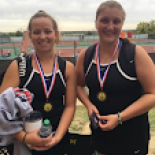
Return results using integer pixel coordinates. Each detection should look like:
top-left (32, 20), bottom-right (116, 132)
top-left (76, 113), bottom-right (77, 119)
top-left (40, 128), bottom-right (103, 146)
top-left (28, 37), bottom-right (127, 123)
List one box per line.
top-left (38, 42), bottom-right (48, 45)
top-left (105, 33), bottom-right (114, 35)
top-left (103, 31), bottom-right (114, 35)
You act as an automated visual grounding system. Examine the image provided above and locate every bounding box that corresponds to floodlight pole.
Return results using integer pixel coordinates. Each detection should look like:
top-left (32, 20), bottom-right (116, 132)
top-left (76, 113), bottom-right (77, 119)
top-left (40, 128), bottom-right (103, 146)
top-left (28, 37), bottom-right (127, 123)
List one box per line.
top-left (74, 41), bottom-right (77, 65)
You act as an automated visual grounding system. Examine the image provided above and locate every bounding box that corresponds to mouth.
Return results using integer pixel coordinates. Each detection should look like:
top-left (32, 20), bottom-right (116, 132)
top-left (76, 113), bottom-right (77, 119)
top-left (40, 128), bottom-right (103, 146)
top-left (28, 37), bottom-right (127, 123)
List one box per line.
top-left (104, 31), bottom-right (115, 36)
top-left (38, 40), bottom-right (49, 46)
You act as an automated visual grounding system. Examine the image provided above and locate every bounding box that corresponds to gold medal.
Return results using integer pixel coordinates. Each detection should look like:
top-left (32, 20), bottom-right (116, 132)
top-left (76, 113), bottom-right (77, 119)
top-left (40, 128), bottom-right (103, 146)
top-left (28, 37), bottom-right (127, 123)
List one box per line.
top-left (35, 54), bottom-right (57, 112)
top-left (95, 39), bottom-right (120, 103)
top-left (97, 91), bottom-right (106, 101)
top-left (44, 102), bottom-right (52, 112)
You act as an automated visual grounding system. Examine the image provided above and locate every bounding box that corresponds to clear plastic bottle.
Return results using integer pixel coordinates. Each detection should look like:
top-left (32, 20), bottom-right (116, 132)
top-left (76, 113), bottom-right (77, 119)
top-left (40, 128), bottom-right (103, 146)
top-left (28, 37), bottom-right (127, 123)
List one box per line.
top-left (39, 119), bottom-right (52, 138)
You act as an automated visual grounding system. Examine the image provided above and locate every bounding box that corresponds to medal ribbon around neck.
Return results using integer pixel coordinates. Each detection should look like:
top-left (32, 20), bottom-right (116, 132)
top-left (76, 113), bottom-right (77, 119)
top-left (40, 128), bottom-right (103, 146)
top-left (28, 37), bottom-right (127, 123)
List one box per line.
top-left (96, 39), bottom-right (120, 89)
top-left (34, 53), bottom-right (57, 100)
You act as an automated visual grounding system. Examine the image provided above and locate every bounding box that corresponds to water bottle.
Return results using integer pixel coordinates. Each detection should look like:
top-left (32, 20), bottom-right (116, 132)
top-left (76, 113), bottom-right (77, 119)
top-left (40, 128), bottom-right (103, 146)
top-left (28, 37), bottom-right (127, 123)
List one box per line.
top-left (39, 119), bottom-right (52, 138)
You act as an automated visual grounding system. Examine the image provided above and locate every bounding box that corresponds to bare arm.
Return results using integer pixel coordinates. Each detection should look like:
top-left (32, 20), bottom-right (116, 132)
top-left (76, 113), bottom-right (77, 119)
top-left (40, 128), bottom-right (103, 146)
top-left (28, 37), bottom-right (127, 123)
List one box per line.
top-left (0, 60), bottom-right (24, 142)
top-left (54, 61), bottom-right (76, 143)
top-left (0, 60), bottom-right (19, 93)
top-left (76, 49), bottom-right (99, 115)
top-left (120, 45), bottom-right (155, 121)
top-left (0, 60), bottom-right (51, 147)
top-left (98, 45), bottom-right (155, 131)
top-left (0, 61), bottom-right (28, 142)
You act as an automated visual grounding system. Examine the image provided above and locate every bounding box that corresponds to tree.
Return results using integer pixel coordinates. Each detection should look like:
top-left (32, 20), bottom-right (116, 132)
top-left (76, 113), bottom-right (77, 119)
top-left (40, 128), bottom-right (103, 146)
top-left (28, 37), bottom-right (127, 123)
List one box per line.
top-left (15, 30), bottom-right (23, 36)
top-left (8, 32), bottom-right (16, 36)
top-left (136, 20), bottom-right (155, 35)
top-left (136, 22), bottom-right (149, 34)
top-left (149, 20), bottom-right (155, 34)
top-left (85, 31), bottom-right (93, 35)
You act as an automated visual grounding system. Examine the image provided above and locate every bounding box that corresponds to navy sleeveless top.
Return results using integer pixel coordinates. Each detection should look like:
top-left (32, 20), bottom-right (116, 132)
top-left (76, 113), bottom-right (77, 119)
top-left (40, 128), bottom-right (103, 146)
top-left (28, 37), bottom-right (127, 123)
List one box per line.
top-left (19, 55), bottom-right (66, 131)
top-left (85, 41), bottom-right (149, 152)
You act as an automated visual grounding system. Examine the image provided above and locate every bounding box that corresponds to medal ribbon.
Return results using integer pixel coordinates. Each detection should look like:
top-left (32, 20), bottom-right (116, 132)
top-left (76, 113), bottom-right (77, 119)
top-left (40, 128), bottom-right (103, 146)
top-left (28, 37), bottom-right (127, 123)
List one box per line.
top-left (34, 53), bottom-right (57, 99)
top-left (96, 39), bottom-right (120, 89)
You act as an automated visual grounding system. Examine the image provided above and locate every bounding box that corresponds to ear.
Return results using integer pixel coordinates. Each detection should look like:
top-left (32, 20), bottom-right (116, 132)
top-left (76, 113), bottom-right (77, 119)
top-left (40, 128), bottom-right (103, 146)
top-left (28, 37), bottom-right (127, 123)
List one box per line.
top-left (55, 30), bottom-right (59, 39)
top-left (55, 31), bottom-right (59, 45)
top-left (29, 31), bottom-right (32, 40)
top-left (95, 19), bottom-right (98, 29)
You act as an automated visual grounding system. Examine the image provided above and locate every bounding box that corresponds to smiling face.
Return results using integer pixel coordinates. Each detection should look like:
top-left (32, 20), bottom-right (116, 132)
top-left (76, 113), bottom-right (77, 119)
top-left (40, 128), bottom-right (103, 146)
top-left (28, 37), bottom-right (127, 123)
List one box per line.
top-left (29, 17), bottom-right (58, 53)
top-left (96, 7), bottom-right (123, 44)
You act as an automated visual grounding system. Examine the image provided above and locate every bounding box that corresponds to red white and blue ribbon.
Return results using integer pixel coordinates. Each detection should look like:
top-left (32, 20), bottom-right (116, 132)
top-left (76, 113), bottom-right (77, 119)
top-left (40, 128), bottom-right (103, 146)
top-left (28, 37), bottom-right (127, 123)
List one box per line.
top-left (34, 53), bottom-right (57, 100)
top-left (96, 39), bottom-right (120, 89)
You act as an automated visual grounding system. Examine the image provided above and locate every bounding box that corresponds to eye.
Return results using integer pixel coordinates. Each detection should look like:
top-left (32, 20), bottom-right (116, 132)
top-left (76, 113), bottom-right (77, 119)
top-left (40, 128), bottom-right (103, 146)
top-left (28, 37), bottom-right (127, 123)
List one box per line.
top-left (100, 18), bottom-right (109, 23)
top-left (45, 30), bottom-right (52, 34)
top-left (32, 30), bottom-right (41, 35)
top-left (113, 19), bottom-right (121, 24)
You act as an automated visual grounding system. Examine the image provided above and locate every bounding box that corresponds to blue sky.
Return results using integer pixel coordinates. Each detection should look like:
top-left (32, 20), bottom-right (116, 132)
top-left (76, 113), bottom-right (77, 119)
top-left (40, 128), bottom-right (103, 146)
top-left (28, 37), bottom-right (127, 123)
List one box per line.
top-left (0, 0), bottom-right (155, 32)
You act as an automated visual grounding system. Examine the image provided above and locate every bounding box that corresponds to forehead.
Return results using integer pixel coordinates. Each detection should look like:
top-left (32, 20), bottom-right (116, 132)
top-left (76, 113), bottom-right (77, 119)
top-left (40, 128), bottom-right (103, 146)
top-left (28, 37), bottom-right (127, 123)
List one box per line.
top-left (31, 17), bottom-right (54, 29)
top-left (97, 7), bottom-right (123, 20)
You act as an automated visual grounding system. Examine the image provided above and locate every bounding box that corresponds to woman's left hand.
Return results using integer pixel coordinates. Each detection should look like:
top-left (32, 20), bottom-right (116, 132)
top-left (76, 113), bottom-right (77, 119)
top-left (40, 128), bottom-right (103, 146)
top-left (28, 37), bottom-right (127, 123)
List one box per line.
top-left (98, 114), bottom-right (119, 131)
top-left (31, 134), bottom-right (59, 151)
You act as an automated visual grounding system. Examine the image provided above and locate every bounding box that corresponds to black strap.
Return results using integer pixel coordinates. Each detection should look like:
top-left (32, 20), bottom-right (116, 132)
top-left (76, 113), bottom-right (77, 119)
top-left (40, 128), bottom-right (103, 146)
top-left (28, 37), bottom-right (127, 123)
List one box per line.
top-left (84, 42), bottom-right (137, 77)
top-left (119, 42), bottom-right (137, 77)
top-left (123, 42), bottom-right (136, 62)
top-left (58, 56), bottom-right (66, 81)
top-left (84, 43), bottom-right (96, 74)
top-left (0, 54), bottom-right (66, 88)
top-left (18, 55), bottom-right (66, 87)
top-left (15, 54), bottom-right (33, 88)
top-left (0, 54), bottom-right (27, 86)
top-left (0, 61), bottom-right (14, 85)
top-left (0, 72), bottom-right (5, 85)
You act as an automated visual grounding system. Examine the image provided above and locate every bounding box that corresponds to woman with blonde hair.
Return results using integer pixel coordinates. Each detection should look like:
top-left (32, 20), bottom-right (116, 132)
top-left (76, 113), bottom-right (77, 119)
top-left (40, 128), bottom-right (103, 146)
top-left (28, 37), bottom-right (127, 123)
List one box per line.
top-left (76, 1), bottom-right (155, 155)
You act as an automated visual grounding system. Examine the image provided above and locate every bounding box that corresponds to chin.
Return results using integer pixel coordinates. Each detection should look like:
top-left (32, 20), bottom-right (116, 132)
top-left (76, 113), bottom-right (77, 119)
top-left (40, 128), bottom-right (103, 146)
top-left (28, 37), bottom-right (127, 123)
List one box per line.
top-left (42, 49), bottom-right (51, 53)
top-left (102, 36), bottom-right (119, 44)
top-left (103, 38), bottom-right (116, 44)
top-left (36, 48), bottom-right (51, 53)
top-left (39, 46), bottom-right (51, 51)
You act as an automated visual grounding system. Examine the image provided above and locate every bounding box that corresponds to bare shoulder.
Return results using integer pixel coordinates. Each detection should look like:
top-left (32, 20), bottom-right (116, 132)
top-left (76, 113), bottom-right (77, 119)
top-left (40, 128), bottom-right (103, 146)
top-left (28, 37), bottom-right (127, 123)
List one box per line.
top-left (76, 48), bottom-right (87, 72)
top-left (5, 60), bottom-right (19, 75)
top-left (135, 45), bottom-right (152, 60)
top-left (75, 48), bottom-right (87, 86)
top-left (66, 61), bottom-right (75, 71)
top-left (66, 61), bottom-right (75, 79)
top-left (0, 60), bottom-right (19, 93)
top-left (135, 45), bottom-right (155, 92)
top-left (136, 45), bottom-right (153, 65)
top-left (77, 48), bottom-right (87, 63)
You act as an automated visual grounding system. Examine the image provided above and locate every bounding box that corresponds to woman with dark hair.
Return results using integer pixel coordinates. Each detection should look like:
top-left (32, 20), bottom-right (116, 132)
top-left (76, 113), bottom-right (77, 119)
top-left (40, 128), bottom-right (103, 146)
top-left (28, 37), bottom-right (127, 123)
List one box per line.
top-left (0, 10), bottom-right (76, 155)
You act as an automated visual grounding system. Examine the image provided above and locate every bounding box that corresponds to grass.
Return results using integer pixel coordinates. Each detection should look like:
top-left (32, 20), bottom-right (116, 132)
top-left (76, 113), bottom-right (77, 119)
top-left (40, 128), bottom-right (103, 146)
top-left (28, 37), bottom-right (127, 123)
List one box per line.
top-left (149, 107), bottom-right (155, 131)
top-left (69, 105), bottom-right (89, 133)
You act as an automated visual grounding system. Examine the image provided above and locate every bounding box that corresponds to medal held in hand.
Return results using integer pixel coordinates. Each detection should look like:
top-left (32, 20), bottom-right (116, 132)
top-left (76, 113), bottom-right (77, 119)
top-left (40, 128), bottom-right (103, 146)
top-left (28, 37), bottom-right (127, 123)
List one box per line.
top-left (96, 39), bottom-right (120, 102)
top-left (34, 53), bottom-right (57, 112)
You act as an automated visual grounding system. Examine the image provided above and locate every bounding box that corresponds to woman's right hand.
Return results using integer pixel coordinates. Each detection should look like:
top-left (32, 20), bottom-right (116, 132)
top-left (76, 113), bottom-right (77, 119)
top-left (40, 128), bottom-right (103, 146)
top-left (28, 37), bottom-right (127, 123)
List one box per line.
top-left (25, 129), bottom-right (53, 147)
top-left (87, 103), bottom-right (99, 117)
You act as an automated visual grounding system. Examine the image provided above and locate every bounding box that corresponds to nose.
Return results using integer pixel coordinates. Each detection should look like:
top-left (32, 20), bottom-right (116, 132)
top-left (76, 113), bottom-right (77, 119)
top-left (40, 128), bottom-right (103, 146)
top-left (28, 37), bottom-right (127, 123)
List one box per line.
top-left (40, 32), bottom-right (46, 39)
top-left (107, 21), bottom-right (114, 30)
